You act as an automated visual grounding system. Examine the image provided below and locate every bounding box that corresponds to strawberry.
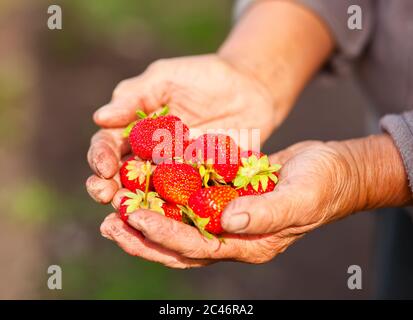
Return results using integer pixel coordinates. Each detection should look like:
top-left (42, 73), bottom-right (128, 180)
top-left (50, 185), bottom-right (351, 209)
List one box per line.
top-left (119, 190), bottom-right (184, 222)
top-left (233, 151), bottom-right (281, 196)
top-left (152, 162), bottom-right (202, 205)
top-left (184, 185), bottom-right (238, 236)
top-left (162, 202), bottom-right (183, 222)
top-left (119, 158), bottom-right (154, 192)
top-left (119, 190), bottom-right (164, 222)
top-left (240, 150), bottom-right (264, 159)
top-left (125, 106), bottom-right (189, 163)
top-left (191, 134), bottom-right (240, 185)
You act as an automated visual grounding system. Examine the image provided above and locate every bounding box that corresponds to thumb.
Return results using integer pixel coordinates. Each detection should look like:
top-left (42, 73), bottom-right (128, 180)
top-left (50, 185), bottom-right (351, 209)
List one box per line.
top-left (221, 187), bottom-right (297, 234)
top-left (93, 76), bottom-right (168, 128)
top-left (93, 96), bottom-right (141, 128)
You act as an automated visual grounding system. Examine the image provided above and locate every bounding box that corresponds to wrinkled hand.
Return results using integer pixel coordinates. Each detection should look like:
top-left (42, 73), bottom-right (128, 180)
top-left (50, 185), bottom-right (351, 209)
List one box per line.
top-left (86, 54), bottom-right (278, 204)
top-left (100, 140), bottom-right (362, 268)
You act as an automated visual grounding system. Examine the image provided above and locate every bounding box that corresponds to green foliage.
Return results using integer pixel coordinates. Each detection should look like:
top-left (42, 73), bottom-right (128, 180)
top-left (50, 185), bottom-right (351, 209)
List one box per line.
top-left (62, 0), bottom-right (231, 53)
top-left (0, 60), bottom-right (32, 144)
top-left (49, 249), bottom-right (197, 299)
top-left (6, 179), bottom-right (59, 224)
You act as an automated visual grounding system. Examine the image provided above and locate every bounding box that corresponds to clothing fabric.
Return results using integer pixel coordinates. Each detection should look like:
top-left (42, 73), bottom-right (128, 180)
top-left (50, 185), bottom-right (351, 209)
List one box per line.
top-left (235, 0), bottom-right (413, 196)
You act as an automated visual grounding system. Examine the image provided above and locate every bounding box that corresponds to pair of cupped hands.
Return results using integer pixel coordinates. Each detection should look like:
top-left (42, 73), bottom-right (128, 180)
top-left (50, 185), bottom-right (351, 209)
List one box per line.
top-left (86, 55), bottom-right (360, 268)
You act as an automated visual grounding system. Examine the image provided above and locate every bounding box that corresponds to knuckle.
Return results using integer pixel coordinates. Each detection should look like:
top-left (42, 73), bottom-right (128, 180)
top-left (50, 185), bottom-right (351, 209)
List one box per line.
top-left (108, 223), bottom-right (124, 238)
top-left (246, 247), bottom-right (276, 264)
top-left (249, 255), bottom-right (273, 264)
top-left (147, 59), bottom-right (167, 71)
top-left (256, 195), bottom-right (278, 232)
top-left (182, 246), bottom-right (205, 259)
top-left (100, 217), bottom-right (118, 237)
top-left (140, 214), bottom-right (170, 240)
top-left (113, 79), bottom-right (133, 97)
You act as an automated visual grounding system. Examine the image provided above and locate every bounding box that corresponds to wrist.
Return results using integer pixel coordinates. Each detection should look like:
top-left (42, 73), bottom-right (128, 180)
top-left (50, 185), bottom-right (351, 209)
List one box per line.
top-left (218, 0), bottom-right (333, 124)
top-left (218, 1), bottom-right (298, 120)
top-left (329, 134), bottom-right (411, 214)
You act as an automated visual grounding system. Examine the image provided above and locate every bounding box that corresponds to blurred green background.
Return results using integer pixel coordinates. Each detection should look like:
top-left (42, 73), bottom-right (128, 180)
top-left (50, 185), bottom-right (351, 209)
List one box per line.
top-left (0, 0), bottom-right (231, 299)
top-left (0, 0), bottom-right (375, 299)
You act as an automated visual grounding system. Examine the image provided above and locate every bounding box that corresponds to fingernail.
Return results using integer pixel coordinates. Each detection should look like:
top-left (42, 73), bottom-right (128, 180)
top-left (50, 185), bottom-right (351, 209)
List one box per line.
top-left (95, 161), bottom-right (106, 177)
top-left (223, 212), bottom-right (250, 232)
top-left (101, 232), bottom-right (113, 240)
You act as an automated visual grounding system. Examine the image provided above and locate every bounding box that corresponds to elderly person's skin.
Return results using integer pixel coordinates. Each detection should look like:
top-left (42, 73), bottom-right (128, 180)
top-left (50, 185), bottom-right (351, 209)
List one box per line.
top-left (86, 1), bottom-right (411, 267)
top-left (99, 135), bottom-right (411, 268)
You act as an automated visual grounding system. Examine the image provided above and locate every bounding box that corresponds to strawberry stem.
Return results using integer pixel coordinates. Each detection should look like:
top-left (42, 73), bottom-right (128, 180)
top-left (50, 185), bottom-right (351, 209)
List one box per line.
top-left (152, 105), bottom-right (169, 119)
top-left (159, 105), bottom-right (169, 116)
top-left (136, 109), bottom-right (147, 119)
top-left (123, 121), bottom-right (137, 138)
top-left (143, 161), bottom-right (151, 207)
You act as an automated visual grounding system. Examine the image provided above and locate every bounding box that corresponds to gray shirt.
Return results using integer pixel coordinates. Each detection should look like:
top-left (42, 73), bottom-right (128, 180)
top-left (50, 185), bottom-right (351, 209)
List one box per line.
top-left (236, 0), bottom-right (413, 198)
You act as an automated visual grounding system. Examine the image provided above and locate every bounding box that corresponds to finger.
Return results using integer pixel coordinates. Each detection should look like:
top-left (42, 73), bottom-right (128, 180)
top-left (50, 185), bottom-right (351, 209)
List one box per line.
top-left (94, 96), bottom-right (140, 128)
top-left (93, 73), bottom-right (169, 127)
top-left (87, 129), bottom-right (130, 178)
top-left (127, 210), bottom-right (245, 260)
top-left (100, 213), bottom-right (210, 269)
top-left (111, 188), bottom-right (130, 210)
top-left (86, 175), bottom-right (119, 204)
top-left (221, 184), bottom-right (310, 234)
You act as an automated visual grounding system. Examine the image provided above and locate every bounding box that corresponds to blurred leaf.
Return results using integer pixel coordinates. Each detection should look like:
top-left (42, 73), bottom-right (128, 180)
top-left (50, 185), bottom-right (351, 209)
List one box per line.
top-left (0, 59), bottom-right (32, 144)
top-left (59, 0), bottom-right (231, 53)
top-left (50, 249), bottom-right (198, 299)
top-left (8, 179), bottom-right (59, 224)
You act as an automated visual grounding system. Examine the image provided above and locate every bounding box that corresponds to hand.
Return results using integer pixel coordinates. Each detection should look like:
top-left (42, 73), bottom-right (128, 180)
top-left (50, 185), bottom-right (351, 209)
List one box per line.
top-left (86, 54), bottom-right (280, 204)
top-left (99, 135), bottom-right (411, 268)
top-left (96, 140), bottom-right (359, 268)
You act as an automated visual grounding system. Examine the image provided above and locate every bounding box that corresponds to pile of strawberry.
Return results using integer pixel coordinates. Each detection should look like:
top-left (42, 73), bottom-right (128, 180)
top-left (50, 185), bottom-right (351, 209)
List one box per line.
top-left (118, 107), bottom-right (281, 239)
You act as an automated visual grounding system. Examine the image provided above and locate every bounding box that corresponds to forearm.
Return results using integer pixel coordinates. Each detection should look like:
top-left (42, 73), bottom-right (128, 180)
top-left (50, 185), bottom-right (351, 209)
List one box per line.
top-left (330, 134), bottom-right (412, 214)
top-left (218, 0), bottom-right (334, 122)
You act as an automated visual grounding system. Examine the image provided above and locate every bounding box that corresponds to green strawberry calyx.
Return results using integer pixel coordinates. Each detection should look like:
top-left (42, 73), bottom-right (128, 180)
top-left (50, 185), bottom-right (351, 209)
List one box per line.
top-left (122, 105), bottom-right (170, 137)
top-left (123, 190), bottom-right (165, 215)
top-left (198, 160), bottom-right (226, 187)
top-left (125, 160), bottom-right (152, 183)
top-left (123, 121), bottom-right (137, 138)
top-left (178, 205), bottom-right (215, 239)
top-left (233, 155), bottom-right (282, 192)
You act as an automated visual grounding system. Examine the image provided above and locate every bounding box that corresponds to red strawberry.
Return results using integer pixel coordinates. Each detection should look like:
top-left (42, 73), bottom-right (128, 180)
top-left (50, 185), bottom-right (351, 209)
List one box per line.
top-left (236, 174), bottom-right (279, 196)
top-left (240, 150), bottom-right (264, 159)
top-left (191, 134), bottom-right (240, 185)
top-left (152, 162), bottom-right (202, 205)
top-left (119, 196), bottom-right (132, 223)
top-left (119, 190), bottom-right (164, 222)
top-left (233, 151), bottom-right (281, 196)
top-left (119, 158), bottom-right (154, 192)
top-left (162, 203), bottom-right (183, 222)
top-left (126, 106), bottom-right (189, 163)
top-left (185, 186), bottom-right (238, 235)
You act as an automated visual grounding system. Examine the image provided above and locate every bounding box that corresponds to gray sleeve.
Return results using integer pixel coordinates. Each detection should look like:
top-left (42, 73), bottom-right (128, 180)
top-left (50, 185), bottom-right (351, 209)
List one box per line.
top-left (234, 0), bottom-right (375, 73)
top-left (381, 110), bottom-right (413, 196)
